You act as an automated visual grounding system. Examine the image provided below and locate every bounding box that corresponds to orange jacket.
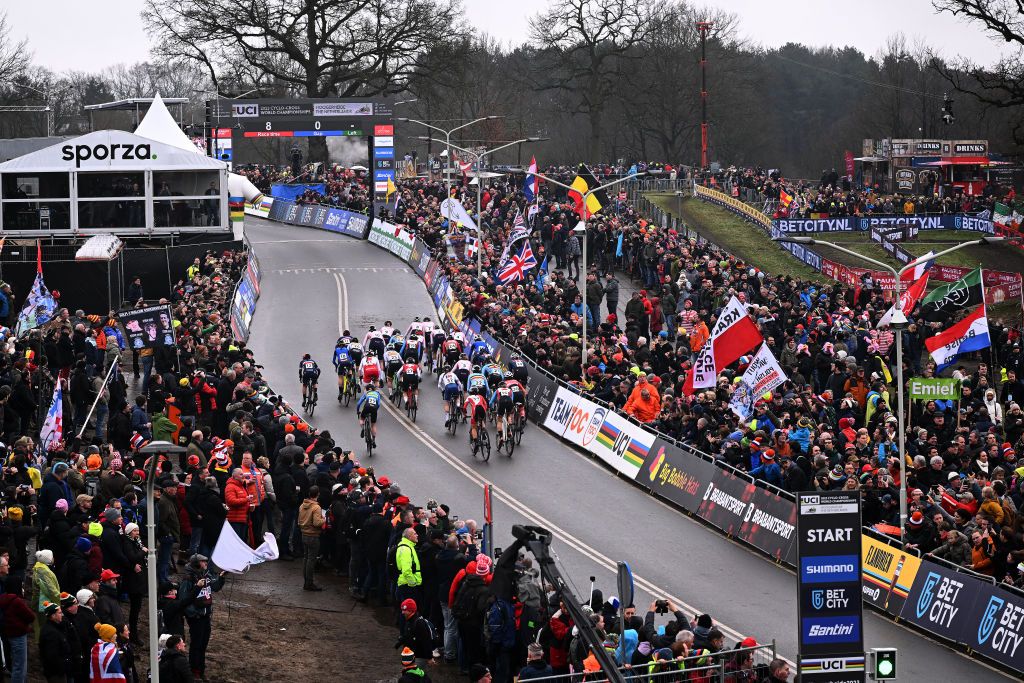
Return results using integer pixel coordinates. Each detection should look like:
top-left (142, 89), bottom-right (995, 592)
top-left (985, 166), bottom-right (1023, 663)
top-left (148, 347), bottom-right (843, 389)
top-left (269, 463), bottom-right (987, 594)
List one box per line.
top-left (624, 390), bottom-right (661, 423)
top-left (690, 321), bottom-right (710, 354)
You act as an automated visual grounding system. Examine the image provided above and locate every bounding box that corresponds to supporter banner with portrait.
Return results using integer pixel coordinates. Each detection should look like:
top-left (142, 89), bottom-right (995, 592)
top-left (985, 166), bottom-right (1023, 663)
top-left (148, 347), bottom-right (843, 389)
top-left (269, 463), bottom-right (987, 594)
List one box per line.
top-left (900, 562), bottom-right (982, 646)
top-left (637, 437), bottom-right (718, 513)
top-left (117, 304), bottom-right (176, 349)
top-left (860, 534), bottom-right (922, 617)
top-left (696, 468), bottom-right (798, 565)
top-left (729, 343), bottom-right (788, 421)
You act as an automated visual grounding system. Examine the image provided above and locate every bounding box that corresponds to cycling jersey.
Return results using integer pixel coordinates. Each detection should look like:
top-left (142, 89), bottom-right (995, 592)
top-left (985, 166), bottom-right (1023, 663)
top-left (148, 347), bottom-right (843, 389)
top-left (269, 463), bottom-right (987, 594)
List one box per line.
top-left (360, 357), bottom-right (382, 384)
top-left (363, 329), bottom-right (384, 349)
top-left (453, 359), bottom-right (473, 374)
top-left (357, 390), bottom-right (382, 422)
top-left (508, 358), bottom-right (528, 383)
top-left (491, 385), bottom-right (514, 415)
top-left (482, 363), bottom-right (502, 379)
top-left (380, 325), bottom-right (396, 339)
top-left (400, 363), bottom-right (421, 388)
top-left (406, 321), bottom-right (425, 338)
top-left (333, 346), bottom-right (353, 370)
top-left (468, 340), bottom-right (489, 363)
top-left (383, 349), bottom-right (403, 373)
top-left (389, 332), bottom-right (405, 348)
top-left (464, 394), bottom-right (487, 425)
top-left (438, 371), bottom-right (461, 401)
top-left (507, 380), bottom-right (526, 404)
top-left (466, 372), bottom-right (487, 395)
top-left (299, 359), bottom-right (320, 383)
top-left (443, 339), bottom-right (462, 356)
top-left (452, 331), bottom-right (466, 344)
top-left (403, 338), bottom-right (424, 362)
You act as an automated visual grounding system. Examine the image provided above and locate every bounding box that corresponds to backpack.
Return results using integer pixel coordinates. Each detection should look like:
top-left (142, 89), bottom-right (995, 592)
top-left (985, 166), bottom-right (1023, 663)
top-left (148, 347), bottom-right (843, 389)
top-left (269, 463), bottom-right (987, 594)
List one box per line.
top-left (452, 578), bottom-right (480, 621)
top-left (485, 597), bottom-right (516, 649)
top-left (387, 544), bottom-right (400, 579)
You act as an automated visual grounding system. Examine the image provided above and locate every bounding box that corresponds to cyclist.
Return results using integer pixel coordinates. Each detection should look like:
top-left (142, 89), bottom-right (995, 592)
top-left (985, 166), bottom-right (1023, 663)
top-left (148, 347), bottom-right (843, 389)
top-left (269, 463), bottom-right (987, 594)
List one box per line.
top-left (333, 340), bottom-right (354, 401)
top-left (348, 338), bottom-right (364, 370)
top-left (430, 322), bottom-right (446, 369)
top-left (389, 330), bottom-right (406, 350)
top-left (453, 353), bottom-right (473, 387)
top-left (507, 352), bottom-right (529, 386)
top-left (464, 390), bottom-right (488, 452)
top-left (399, 358), bottom-right (421, 407)
top-left (383, 344), bottom-right (403, 381)
top-left (364, 325), bottom-right (385, 358)
top-left (505, 371), bottom-right (528, 422)
top-left (405, 316), bottom-right (425, 339)
top-left (468, 335), bottom-right (490, 364)
top-left (443, 335), bottom-right (464, 368)
top-left (402, 331), bottom-right (425, 363)
top-left (357, 383), bottom-right (382, 447)
top-left (299, 354), bottom-right (321, 406)
top-left (482, 359), bottom-right (504, 393)
top-left (451, 328), bottom-right (466, 348)
top-left (490, 380), bottom-right (514, 445)
top-left (380, 319), bottom-right (397, 339)
top-left (360, 350), bottom-right (383, 387)
top-left (438, 365), bottom-right (463, 427)
top-left (466, 365), bottom-right (487, 398)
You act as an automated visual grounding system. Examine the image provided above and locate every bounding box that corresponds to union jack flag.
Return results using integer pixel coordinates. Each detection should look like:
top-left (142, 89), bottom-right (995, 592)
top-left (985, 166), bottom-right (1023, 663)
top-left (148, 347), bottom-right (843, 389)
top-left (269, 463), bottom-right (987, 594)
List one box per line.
top-left (497, 241), bottom-right (537, 284)
top-left (90, 641), bottom-right (126, 682)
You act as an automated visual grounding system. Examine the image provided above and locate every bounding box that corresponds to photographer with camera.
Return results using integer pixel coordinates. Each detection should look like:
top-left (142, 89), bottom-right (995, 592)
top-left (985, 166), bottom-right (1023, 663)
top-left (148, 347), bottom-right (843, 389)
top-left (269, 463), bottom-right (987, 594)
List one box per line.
top-left (640, 599), bottom-right (691, 650)
top-left (178, 553), bottom-right (226, 680)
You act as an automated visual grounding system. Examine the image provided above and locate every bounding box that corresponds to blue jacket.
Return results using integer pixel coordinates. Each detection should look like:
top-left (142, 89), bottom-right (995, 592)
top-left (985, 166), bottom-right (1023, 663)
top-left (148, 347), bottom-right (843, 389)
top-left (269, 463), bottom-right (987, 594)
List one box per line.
top-left (131, 406), bottom-right (152, 439)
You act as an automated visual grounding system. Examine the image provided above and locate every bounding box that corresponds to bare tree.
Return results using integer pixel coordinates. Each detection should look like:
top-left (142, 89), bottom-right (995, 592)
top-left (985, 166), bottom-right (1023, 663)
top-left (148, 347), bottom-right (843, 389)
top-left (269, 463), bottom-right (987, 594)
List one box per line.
top-left (529, 0), bottom-right (661, 160)
top-left (931, 0), bottom-right (1024, 141)
top-left (143, 0), bottom-right (467, 98)
top-left (0, 11), bottom-right (29, 85)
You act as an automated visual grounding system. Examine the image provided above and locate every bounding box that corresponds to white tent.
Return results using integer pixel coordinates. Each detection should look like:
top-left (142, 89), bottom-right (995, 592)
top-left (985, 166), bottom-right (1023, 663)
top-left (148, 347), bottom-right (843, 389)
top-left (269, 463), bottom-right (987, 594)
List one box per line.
top-left (136, 94), bottom-right (263, 202)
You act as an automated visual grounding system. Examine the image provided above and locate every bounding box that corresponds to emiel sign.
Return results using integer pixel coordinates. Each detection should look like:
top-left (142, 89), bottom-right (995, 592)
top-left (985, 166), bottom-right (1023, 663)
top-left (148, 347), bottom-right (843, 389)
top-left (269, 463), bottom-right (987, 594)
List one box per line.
top-left (908, 377), bottom-right (961, 401)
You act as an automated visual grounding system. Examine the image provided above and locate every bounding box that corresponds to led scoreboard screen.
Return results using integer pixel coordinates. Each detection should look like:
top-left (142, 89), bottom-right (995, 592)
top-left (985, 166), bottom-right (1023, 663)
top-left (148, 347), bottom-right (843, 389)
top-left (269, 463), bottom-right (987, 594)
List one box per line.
top-left (207, 98), bottom-right (394, 138)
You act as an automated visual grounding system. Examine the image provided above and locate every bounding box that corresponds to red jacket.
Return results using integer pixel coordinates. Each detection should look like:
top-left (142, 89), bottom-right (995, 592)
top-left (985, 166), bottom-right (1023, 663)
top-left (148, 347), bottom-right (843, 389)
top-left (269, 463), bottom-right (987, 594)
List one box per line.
top-left (224, 477), bottom-right (250, 523)
top-left (0, 594), bottom-right (34, 636)
top-left (175, 485), bottom-right (192, 535)
top-left (547, 612), bottom-right (573, 669)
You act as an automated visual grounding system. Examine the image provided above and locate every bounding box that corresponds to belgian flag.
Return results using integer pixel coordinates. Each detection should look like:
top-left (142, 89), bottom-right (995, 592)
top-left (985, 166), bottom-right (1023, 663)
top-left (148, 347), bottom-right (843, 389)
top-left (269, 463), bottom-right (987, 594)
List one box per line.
top-left (568, 164), bottom-right (609, 219)
top-left (779, 187), bottom-right (794, 208)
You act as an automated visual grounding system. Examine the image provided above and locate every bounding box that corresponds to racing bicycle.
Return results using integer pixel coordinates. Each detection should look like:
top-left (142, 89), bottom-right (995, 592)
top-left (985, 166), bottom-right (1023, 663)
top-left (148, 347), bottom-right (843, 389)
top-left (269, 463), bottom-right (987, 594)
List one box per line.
top-left (446, 396), bottom-right (464, 435)
top-left (304, 386), bottom-right (318, 416)
top-left (472, 422), bottom-right (490, 462)
top-left (339, 370), bottom-right (357, 407)
top-left (364, 418), bottom-right (375, 457)
top-left (404, 387), bottom-right (418, 422)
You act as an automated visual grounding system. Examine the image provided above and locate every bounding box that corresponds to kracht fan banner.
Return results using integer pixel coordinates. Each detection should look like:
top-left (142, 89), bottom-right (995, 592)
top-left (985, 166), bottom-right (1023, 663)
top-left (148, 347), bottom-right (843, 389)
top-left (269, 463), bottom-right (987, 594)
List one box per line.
top-left (686, 296), bottom-right (763, 393)
top-left (116, 304), bottom-right (177, 349)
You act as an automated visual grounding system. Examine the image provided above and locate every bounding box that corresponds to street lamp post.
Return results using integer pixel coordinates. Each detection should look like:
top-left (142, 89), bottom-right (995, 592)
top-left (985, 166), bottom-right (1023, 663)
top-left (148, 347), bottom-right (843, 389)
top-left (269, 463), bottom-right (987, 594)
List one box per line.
top-left (531, 170), bottom-right (644, 369)
top-left (397, 116), bottom-right (500, 195)
top-left (774, 235), bottom-right (1004, 534)
top-left (419, 136), bottom-right (543, 280)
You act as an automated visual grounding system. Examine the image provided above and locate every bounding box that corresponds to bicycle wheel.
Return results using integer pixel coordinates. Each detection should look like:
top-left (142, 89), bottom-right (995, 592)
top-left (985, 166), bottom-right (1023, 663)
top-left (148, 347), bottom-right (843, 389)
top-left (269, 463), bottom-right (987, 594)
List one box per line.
top-left (481, 428), bottom-right (491, 462)
top-left (342, 378), bottom-right (352, 407)
top-left (365, 428), bottom-right (374, 457)
top-left (504, 425), bottom-right (516, 457)
top-left (515, 414), bottom-right (525, 444)
top-left (409, 396), bottom-right (417, 423)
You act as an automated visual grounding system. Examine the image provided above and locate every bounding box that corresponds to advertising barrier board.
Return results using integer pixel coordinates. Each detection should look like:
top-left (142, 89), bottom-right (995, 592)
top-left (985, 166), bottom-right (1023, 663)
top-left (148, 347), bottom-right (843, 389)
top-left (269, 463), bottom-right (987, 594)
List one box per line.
top-left (860, 534), bottom-right (921, 616)
top-left (902, 562), bottom-right (982, 646)
top-left (637, 438), bottom-right (719, 512)
top-left (369, 218), bottom-right (414, 260)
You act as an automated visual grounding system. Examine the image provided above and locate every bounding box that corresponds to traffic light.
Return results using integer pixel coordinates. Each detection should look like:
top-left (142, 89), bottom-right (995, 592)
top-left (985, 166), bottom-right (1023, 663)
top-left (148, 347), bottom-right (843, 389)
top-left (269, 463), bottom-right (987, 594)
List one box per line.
top-left (869, 647), bottom-right (898, 680)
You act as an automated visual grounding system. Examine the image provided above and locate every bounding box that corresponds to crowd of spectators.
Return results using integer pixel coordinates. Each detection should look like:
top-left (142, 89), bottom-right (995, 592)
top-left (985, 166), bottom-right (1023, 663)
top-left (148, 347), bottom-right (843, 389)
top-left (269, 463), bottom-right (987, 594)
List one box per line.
top-left (235, 163), bottom-right (371, 213)
top-left (384, 167), bottom-right (1024, 593)
top-left (697, 164), bottom-right (1010, 219)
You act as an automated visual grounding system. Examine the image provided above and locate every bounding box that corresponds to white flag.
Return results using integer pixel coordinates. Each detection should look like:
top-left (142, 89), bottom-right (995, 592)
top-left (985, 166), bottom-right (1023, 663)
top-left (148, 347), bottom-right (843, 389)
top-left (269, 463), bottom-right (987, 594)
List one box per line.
top-left (211, 519), bottom-right (279, 573)
top-left (440, 197), bottom-right (478, 233)
top-left (690, 296), bottom-right (761, 390)
top-left (728, 343), bottom-right (788, 422)
top-left (39, 382), bottom-right (63, 451)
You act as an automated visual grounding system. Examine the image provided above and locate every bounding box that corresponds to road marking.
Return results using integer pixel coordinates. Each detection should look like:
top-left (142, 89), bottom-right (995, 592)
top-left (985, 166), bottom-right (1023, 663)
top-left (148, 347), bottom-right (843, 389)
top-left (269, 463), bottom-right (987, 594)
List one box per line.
top-left (331, 271), bottom-right (789, 664)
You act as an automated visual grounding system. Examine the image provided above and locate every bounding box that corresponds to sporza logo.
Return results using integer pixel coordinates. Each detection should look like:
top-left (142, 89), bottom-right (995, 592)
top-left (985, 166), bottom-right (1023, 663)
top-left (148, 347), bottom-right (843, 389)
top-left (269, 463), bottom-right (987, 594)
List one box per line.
top-left (61, 143), bottom-right (154, 168)
top-left (916, 571), bottom-right (940, 619)
top-left (978, 596), bottom-right (1003, 645)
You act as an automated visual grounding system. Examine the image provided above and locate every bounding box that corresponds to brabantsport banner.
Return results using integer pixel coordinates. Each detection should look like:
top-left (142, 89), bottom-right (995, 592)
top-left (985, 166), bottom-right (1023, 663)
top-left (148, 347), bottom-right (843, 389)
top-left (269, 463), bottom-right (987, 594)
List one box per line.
top-left (728, 343), bottom-right (787, 421)
top-left (524, 362), bottom-right (559, 424)
top-left (637, 437), bottom-right (718, 513)
top-left (696, 468), bottom-right (797, 564)
top-left (117, 304), bottom-right (176, 349)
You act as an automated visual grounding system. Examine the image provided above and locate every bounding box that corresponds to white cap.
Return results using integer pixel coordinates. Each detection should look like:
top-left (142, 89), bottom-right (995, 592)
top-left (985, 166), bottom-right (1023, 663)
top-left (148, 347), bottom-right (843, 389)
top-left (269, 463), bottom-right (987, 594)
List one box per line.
top-left (75, 589), bottom-right (94, 606)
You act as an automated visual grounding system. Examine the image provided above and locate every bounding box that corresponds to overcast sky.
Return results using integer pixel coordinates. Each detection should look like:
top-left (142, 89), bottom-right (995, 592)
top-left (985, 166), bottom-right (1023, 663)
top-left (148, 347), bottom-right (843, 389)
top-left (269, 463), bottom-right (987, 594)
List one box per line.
top-left (4, 0), bottom-right (1013, 74)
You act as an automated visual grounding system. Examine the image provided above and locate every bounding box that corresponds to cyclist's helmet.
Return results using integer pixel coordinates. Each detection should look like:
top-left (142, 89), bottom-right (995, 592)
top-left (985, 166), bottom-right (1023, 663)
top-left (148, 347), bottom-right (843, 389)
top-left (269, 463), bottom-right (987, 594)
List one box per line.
top-left (414, 316), bottom-right (421, 322)
top-left (367, 350), bottom-right (376, 357)
top-left (472, 365), bottom-right (481, 373)
top-left (475, 334), bottom-right (483, 341)
top-left (503, 370), bottom-right (514, 379)
top-left (302, 353), bottom-right (311, 360)
top-left (365, 384), bottom-right (375, 391)
top-left (459, 353), bottom-right (468, 359)
top-left (424, 316), bottom-right (431, 322)
top-left (442, 365), bottom-right (452, 373)
top-left (369, 325), bottom-right (376, 332)
top-left (385, 320), bottom-right (393, 326)
top-left (336, 337), bottom-right (347, 346)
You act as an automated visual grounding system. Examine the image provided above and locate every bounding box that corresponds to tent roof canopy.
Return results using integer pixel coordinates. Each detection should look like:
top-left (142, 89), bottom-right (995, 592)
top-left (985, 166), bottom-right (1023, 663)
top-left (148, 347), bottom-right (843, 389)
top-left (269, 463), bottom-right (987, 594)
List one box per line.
top-left (0, 129), bottom-right (226, 173)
